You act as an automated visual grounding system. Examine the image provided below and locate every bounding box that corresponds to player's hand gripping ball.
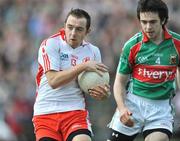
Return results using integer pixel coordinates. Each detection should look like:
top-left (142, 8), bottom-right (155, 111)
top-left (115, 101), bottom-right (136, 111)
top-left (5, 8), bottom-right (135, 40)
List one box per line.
top-left (78, 71), bottom-right (110, 99)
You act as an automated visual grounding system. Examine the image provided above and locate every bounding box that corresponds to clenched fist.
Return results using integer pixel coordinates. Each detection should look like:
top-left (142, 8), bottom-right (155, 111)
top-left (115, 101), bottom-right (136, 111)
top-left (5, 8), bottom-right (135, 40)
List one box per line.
top-left (120, 110), bottom-right (134, 127)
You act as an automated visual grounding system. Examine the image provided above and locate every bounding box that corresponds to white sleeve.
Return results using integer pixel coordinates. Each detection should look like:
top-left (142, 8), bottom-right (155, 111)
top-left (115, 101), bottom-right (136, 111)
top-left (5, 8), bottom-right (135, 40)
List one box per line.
top-left (92, 45), bottom-right (102, 63)
top-left (38, 38), bottom-right (61, 72)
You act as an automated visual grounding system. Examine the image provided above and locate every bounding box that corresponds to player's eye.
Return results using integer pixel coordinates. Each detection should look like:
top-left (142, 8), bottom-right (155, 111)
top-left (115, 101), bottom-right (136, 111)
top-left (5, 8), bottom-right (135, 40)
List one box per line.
top-left (67, 26), bottom-right (73, 30)
top-left (149, 20), bottom-right (157, 24)
top-left (141, 20), bottom-right (147, 25)
top-left (76, 27), bottom-right (84, 32)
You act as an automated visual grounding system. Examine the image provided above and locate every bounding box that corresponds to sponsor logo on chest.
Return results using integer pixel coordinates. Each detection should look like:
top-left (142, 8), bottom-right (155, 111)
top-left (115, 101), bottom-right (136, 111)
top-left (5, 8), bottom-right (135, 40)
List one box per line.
top-left (60, 53), bottom-right (69, 60)
top-left (138, 68), bottom-right (173, 79)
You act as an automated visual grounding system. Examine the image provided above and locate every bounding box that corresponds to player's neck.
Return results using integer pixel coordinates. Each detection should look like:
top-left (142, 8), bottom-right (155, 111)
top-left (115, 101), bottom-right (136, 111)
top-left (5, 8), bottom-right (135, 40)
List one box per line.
top-left (151, 29), bottom-right (164, 45)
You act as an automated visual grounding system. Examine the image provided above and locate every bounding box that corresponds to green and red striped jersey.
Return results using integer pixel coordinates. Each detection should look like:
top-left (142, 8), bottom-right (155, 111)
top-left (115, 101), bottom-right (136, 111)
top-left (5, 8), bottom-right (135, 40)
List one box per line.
top-left (118, 28), bottom-right (180, 100)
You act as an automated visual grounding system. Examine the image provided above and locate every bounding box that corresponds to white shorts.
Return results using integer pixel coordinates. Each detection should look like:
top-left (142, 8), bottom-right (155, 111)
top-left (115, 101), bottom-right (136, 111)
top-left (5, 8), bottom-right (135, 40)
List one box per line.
top-left (108, 93), bottom-right (174, 136)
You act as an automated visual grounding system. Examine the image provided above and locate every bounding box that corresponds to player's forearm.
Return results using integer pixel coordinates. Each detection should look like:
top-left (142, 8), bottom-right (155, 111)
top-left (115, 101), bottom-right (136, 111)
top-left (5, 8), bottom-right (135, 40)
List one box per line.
top-left (46, 63), bottom-right (86, 89)
top-left (113, 73), bottom-right (129, 112)
top-left (114, 83), bottom-right (126, 112)
top-left (176, 67), bottom-right (180, 90)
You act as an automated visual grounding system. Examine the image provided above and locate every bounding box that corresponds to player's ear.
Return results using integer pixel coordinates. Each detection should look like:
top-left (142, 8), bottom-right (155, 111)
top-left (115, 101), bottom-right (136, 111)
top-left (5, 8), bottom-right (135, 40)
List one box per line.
top-left (86, 28), bottom-right (91, 34)
top-left (161, 19), bottom-right (166, 25)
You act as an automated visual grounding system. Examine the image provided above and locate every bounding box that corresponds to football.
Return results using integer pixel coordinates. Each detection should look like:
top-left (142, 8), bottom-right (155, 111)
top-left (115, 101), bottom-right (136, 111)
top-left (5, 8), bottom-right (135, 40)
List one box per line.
top-left (78, 71), bottom-right (110, 95)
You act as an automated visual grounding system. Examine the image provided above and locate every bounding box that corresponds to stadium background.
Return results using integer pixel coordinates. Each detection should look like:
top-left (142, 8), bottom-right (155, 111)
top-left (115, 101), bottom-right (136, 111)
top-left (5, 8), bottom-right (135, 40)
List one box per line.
top-left (0, 0), bottom-right (179, 140)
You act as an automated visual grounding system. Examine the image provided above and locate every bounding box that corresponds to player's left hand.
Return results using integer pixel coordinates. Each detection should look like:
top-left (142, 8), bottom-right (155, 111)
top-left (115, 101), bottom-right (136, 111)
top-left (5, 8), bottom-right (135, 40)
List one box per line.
top-left (88, 84), bottom-right (111, 100)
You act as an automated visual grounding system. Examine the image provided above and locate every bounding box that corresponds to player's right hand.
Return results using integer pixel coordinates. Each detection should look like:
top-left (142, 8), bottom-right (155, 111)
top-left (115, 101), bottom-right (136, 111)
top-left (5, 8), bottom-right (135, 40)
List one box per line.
top-left (119, 108), bottom-right (134, 127)
top-left (84, 61), bottom-right (109, 75)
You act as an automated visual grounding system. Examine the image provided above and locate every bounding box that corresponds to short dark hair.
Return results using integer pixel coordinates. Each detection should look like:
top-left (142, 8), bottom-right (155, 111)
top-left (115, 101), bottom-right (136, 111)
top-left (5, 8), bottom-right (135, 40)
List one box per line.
top-left (65, 8), bottom-right (91, 30)
top-left (137, 0), bottom-right (168, 25)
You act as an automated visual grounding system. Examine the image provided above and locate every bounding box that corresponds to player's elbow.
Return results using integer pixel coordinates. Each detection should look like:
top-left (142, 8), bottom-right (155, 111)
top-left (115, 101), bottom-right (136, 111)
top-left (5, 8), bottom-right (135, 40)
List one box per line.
top-left (47, 80), bottom-right (58, 89)
top-left (50, 83), bottom-right (58, 89)
top-left (46, 71), bottom-right (60, 89)
top-left (48, 81), bottom-right (56, 89)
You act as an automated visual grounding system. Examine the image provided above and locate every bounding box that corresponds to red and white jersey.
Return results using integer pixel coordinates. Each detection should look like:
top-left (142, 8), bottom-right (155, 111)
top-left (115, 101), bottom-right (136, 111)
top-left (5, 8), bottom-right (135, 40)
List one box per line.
top-left (34, 29), bottom-right (102, 116)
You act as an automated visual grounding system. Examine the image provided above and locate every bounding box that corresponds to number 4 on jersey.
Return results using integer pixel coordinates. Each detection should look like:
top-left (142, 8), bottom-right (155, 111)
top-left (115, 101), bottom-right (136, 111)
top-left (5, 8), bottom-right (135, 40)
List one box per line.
top-left (155, 57), bottom-right (161, 64)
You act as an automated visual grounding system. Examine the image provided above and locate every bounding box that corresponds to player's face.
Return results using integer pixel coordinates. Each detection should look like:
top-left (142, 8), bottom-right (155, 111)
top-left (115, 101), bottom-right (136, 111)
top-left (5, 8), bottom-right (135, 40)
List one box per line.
top-left (140, 12), bottom-right (163, 42)
top-left (65, 15), bottom-right (89, 48)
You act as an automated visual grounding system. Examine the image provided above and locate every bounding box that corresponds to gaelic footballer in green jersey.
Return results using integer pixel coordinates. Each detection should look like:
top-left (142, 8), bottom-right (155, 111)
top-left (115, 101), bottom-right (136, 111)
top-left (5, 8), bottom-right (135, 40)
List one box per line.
top-left (119, 29), bottom-right (180, 99)
top-left (107, 0), bottom-right (180, 141)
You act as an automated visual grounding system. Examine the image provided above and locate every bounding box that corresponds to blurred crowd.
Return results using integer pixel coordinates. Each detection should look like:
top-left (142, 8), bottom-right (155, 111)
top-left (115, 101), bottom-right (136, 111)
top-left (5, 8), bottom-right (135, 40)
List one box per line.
top-left (0, 0), bottom-right (179, 141)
